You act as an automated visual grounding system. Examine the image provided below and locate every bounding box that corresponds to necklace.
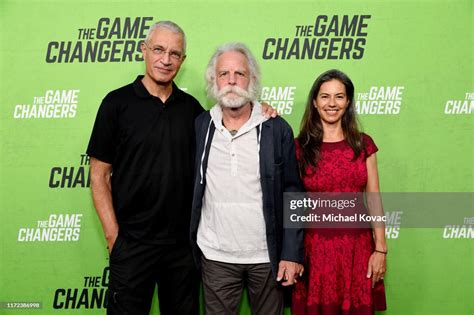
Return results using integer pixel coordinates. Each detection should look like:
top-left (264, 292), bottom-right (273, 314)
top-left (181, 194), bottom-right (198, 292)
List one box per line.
top-left (222, 106), bottom-right (252, 137)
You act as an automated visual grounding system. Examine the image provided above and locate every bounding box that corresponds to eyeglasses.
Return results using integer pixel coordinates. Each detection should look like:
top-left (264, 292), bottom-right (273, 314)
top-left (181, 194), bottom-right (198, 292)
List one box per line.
top-left (143, 41), bottom-right (184, 61)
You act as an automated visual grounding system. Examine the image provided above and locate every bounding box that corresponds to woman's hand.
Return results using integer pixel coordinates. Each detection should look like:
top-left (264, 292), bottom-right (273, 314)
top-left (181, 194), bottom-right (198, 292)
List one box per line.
top-left (367, 251), bottom-right (386, 288)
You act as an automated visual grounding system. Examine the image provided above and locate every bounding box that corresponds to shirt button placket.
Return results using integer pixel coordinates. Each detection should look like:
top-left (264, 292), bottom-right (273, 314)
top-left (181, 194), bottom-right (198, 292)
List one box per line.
top-left (230, 142), bottom-right (237, 176)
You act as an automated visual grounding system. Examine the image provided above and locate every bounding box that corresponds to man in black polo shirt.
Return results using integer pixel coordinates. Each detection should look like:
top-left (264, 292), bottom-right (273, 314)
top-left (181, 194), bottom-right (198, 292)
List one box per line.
top-left (87, 21), bottom-right (203, 314)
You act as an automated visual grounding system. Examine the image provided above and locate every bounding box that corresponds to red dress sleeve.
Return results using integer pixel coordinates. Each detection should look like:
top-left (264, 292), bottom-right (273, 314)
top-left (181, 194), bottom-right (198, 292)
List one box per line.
top-left (363, 133), bottom-right (378, 157)
top-left (294, 138), bottom-right (302, 161)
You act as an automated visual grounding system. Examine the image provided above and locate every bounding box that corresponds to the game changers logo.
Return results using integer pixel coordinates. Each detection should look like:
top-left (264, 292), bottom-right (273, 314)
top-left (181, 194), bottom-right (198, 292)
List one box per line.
top-left (444, 92), bottom-right (473, 114)
top-left (443, 216), bottom-right (473, 239)
top-left (262, 15), bottom-right (371, 60)
top-left (45, 17), bottom-right (153, 63)
top-left (49, 154), bottom-right (90, 189)
top-left (385, 211), bottom-right (403, 239)
top-left (53, 267), bottom-right (109, 309)
top-left (356, 86), bottom-right (404, 115)
top-left (18, 214), bottom-right (82, 242)
top-left (13, 90), bottom-right (79, 119)
top-left (260, 86), bottom-right (296, 115)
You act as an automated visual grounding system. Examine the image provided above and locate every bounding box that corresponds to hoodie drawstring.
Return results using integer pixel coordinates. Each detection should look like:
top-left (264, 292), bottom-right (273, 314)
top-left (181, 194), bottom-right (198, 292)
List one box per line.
top-left (200, 119), bottom-right (213, 184)
top-left (256, 123), bottom-right (263, 177)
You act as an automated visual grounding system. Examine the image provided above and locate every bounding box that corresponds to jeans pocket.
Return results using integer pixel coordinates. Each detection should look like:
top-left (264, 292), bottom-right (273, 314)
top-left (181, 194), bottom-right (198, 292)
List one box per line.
top-left (109, 234), bottom-right (124, 261)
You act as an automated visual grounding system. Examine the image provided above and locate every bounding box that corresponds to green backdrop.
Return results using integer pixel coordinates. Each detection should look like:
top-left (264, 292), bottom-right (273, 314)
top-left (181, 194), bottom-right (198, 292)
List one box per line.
top-left (1, 0), bottom-right (473, 314)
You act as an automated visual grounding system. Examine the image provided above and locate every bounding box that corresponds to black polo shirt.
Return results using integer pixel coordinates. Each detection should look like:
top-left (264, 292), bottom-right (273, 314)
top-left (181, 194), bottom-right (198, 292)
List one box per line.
top-left (87, 75), bottom-right (204, 243)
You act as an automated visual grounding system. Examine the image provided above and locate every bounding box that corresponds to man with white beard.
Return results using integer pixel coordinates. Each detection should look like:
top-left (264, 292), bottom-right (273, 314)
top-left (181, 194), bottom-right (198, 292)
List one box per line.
top-left (190, 43), bottom-right (304, 314)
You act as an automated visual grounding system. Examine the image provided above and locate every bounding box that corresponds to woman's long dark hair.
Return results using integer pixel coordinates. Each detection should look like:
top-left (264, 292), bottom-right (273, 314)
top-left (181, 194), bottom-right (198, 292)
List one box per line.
top-left (297, 69), bottom-right (364, 176)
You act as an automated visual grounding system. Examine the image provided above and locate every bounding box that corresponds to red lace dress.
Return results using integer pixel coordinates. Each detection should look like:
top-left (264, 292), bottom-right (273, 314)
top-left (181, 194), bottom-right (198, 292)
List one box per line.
top-left (292, 134), bottom-right (386, 315)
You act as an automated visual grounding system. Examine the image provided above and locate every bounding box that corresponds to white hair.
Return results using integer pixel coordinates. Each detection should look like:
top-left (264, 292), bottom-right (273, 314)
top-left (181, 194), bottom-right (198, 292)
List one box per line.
top-left (205, 42), bottom-right (261, 101)
top-left (145, 20), bottom-right (187, 53)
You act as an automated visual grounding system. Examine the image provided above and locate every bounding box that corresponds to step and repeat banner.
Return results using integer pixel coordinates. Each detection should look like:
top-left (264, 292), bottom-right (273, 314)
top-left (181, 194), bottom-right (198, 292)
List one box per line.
top-left (1, 0), bottom-right (472, 314)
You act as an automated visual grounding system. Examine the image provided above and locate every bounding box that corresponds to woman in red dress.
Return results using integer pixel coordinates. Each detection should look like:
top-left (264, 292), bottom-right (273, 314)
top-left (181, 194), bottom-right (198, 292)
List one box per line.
top-left (292, 69), bottom-right (387, 315)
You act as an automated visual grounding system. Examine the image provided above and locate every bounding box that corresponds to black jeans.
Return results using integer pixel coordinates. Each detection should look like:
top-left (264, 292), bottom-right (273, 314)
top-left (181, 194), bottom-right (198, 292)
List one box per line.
top-left (107, 235), bottom-right (199, 315)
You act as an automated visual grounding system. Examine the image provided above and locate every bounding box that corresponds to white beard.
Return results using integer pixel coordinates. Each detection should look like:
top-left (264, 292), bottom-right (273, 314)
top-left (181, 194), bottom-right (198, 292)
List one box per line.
top-left (216, 86), bottom-right (253, 108)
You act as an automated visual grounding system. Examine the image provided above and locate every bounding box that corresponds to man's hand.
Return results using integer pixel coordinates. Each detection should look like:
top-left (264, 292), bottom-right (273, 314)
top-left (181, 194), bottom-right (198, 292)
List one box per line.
top-left (261, 102), bottom-right (278, 118)
top-left (276, 260), bottom-right (304, 286)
